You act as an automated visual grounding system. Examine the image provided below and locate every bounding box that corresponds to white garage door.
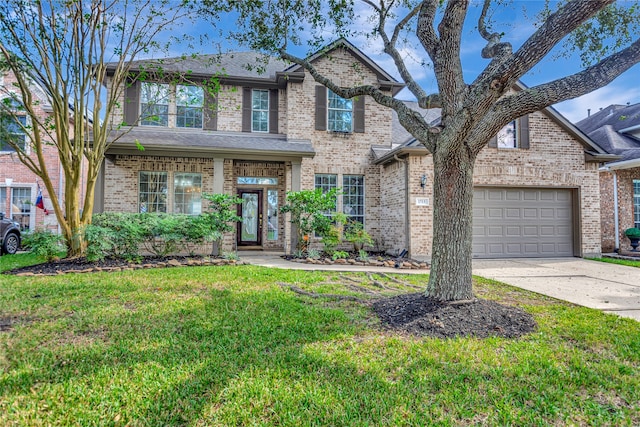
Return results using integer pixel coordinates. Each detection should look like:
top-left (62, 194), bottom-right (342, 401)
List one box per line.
top-left (473, 188), bottom-right (574, 258)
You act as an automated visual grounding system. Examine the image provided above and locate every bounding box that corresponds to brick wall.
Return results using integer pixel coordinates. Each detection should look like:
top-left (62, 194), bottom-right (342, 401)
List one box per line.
top-left (0, 70), bottom-right (76, 232)
top-left (600, 168), bottom-right (640, 252)
top-left (403, 111), bottom-right (602, 258)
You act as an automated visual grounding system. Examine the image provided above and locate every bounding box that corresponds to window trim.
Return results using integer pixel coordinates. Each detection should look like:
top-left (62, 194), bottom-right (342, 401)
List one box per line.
top-left (139, 82), bottom-right (170, 127)
top-left (251, 89), bottom-right (270, 133)
top-left (175, 84), bottom-right (204, 129)
top-left (342, 174), bottom-right (365, 225)
top-left (327, 89), bottom-right (354, 133)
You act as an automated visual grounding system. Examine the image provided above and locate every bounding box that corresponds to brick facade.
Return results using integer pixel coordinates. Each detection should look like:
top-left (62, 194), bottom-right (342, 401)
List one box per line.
top-left (0, 71), bottom-right (74, 233)
top-left (600, 168), bottom-right (640, 252)
top-left (99, 44), bottom-right (603, 258)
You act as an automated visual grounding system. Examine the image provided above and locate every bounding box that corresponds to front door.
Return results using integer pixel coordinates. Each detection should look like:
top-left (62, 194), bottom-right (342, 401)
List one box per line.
top-left (237, 190), bottom-right (263, 246)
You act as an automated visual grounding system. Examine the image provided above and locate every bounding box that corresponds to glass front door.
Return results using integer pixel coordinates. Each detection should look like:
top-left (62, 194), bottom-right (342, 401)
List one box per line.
top-left (238, 190), bottom-right (263, 246)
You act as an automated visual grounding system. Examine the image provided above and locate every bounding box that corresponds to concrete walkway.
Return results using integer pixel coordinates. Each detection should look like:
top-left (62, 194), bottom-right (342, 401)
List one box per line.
top-left (239, 251), bottom-right (640, 321)
top-left (472, 258), bottom-right (640, 321)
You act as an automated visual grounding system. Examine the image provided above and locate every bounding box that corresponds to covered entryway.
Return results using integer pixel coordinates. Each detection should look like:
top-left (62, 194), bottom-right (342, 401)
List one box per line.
top-left (472, 187), bottom-right (575, 258)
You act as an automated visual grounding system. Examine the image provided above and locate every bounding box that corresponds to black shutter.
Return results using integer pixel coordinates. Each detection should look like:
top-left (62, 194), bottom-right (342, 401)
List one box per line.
top-left (203, 88), bottom-right (218, 131)
top-left (269, 89), bottom-right (278, 134)
top-left (123, 80), bottom-right (139, 126)
top-left (353, 96), bottom-right (365, 133)
top-left (315, 85), bottom-right (327, 131)
top-left (518, 114), bottom-right (530, 149)
top-left (242, 87), bottom-right (252, 132)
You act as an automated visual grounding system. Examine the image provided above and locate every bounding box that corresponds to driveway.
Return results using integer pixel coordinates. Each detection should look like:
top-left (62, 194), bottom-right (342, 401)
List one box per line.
top-left (473, 258), bottom-right (640, 321)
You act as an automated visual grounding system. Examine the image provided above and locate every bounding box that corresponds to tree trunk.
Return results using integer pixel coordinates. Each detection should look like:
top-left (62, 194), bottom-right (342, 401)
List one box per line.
top-left (426, 148), bottom-right (476, 301)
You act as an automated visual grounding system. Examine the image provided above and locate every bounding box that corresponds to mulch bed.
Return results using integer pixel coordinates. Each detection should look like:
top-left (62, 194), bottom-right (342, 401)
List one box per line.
top-left (372, 292), bottom-right (536, 339)
top-left (3, 255), bottom-right (242, 276)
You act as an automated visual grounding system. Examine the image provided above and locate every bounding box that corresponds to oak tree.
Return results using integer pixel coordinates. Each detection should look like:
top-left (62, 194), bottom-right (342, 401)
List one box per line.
top-left (212, 0), bottom-right (640, 300)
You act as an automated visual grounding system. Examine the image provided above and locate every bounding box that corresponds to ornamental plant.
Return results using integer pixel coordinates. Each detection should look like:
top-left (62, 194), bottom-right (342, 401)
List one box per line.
top-left (279, 189), bottom-right (338, 252)
top-left (624, 228), bottom-right (640, 239)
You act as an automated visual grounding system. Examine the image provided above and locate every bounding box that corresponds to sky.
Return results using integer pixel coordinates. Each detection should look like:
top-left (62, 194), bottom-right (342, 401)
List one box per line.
top-left (140, 1), bottom-right (640, 124)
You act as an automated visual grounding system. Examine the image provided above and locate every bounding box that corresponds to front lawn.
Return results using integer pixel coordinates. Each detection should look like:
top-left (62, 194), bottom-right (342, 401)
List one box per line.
top-left (589, 256), bottom-right (640, 268)
top-left (1, 266), bottom-right (638, 425)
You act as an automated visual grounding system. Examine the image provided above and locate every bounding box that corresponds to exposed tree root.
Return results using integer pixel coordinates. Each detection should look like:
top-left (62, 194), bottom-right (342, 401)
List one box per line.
top-left (278, 283), bottom-right (365, 302)
top-left (376, 272), bottom-right (423, 290)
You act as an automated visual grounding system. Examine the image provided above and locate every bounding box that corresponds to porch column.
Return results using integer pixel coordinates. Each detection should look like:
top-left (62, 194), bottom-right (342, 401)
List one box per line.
top-left (213, 157), bottom-right (224, 193)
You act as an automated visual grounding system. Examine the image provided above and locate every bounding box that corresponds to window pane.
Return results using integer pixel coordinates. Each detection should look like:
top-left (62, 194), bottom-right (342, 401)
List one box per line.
top-left (327, 90), bottom-right (353, 132)
top-left (176, 85), bottom-right (203, 128)
top-left (251, 89), bottom-right (269, 132)
top-left (139, 172), bottom-right (167, 213)
top-left (634, 180), bottom-right (640, 229)
top-left (10, 187), bottom-right (32, 231)
top-left (0, 187), bottom-right (5, 216)
top-left (267, 189), bottom-right (278, 241)
top-left (497, 121), bottom-right (517, 148)
top-left (237, 177), bottom-right (278, 185)
top-left (174, 173), bottom-right (202, 215)
top-left (0, 115), bottom-right (27, 152)
top-left (140, 83), bottom-right (169, 126)
top-left (342, 175), bottom-right (364, 225)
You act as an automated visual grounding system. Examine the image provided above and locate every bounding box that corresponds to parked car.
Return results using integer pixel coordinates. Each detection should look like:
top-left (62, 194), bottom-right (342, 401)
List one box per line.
top-left (0, 212), bottom-right (21, 255)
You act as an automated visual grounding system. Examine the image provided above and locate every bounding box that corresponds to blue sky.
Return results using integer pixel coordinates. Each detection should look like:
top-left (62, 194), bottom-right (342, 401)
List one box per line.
top-left (172, 1), bottom-right (640, 123)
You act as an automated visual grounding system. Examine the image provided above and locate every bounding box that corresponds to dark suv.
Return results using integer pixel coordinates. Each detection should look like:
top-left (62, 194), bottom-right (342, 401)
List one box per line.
top-left (0, 212), bottom-right (21, 255)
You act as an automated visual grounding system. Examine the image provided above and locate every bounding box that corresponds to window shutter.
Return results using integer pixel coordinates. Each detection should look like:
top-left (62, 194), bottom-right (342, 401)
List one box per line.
top-left (269, 89), bottom-right (278, 134)
top-left (203, 89), bottom-right (218, 131)
top-left (315, 85), bottom-right (327, 131)
top-left (353, 96), bottom-right (365, 133)
top-left (518, 114), bottom-right (530, 149)
top-left (123, 80), bottom-right (139, 126)
top-left (242, 87), bottom-right (252, 132)
top-left (488, 135), bottom-right (497, 148)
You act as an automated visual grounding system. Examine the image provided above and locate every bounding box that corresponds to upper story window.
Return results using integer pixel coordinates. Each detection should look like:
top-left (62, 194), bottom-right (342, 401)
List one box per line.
top-left (497, 120), bottom-right (517, 148)
top-left (327, 90), bottom-right (353, 133)
top-left (489, 115), bottom-right (530, 150)
top-left (176, 85), bottom-right (204, 128)
top-left (140, 83), bottom-right (169, 127)
top-left (0, 114), bottom-right (27, 152)
top-left (252, 89), bottom-right (269, 132)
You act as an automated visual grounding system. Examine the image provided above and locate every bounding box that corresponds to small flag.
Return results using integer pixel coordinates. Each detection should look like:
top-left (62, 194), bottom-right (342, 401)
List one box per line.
top-left (35, 185), bottom-right (48, 214)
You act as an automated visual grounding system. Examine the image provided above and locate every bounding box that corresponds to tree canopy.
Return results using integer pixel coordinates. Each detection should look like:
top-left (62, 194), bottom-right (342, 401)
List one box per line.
top-left (206, 0), bottom-right (640, 300)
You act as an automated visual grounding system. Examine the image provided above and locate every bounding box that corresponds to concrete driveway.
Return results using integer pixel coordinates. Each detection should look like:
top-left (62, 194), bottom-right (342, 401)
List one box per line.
top-left (473, 258), bottom-right (640, 321)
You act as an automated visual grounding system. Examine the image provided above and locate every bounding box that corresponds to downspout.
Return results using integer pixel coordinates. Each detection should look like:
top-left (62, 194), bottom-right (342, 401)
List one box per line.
top-left (613, 170), bottom-right (620, 252)
top-left (394, 154), bottom-right (410, 256)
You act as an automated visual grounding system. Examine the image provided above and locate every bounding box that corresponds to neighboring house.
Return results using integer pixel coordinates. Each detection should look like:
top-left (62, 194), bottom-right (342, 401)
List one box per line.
top-left (0, 70), bottom-right (67, 233)
top-left (575, 103), bottom-right (640, 252)
top-left (95, 39), bottom-right (612, 259)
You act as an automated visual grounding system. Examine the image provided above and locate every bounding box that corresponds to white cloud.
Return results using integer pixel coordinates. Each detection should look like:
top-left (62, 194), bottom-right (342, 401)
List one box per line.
top-left (555, 80), bottom-right (640, 123)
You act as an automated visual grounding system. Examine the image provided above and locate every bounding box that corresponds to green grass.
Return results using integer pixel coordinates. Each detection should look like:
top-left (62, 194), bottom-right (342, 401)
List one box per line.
top-left (588, 257), bottom-right (640, 268)
top-left (0, 252), bottom-right (53, 273)
top-left (1, 266), bottom-right (638, 426)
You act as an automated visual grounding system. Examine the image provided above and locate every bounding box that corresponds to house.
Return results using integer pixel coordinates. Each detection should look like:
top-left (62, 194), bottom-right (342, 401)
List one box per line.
top-left (95, 39), bottom-right (612, 259)
top-left (0, 70), bottom-right (67, 233)
top-left (575, 103), bottom-right (640, 252)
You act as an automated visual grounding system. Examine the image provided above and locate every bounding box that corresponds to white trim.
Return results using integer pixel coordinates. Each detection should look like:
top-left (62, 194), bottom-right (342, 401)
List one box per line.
top-left (619, 124), bottom-right (640, 134)
top-left (600, 157), bottom-right (640, 171)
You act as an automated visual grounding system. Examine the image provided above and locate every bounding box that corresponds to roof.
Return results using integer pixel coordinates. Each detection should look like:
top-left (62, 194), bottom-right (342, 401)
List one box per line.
top-left (105, 127), bottom-right (315, 160)
top-left (284, 38), bottom-right (401, 90)
top-left (107, 52), bottom-right (290, 80)
top-left (374, 84), bottom-right (614, 165)
top-left (575, 102), bottom-right (640, 169)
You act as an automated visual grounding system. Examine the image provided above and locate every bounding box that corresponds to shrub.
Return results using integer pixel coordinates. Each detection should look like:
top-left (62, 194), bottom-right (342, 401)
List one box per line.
top-left (83, 225), bottom-right (114, 262)
top-left (306, 248), bottom-right (321, 259)
top-left (344, 221), bottom-right (373, 251)
top-left (357, 249), bottom-right (369, 262)
top-left (332, 250), bottom-right (349, 260)
top-left (200, 193), bottom-right (242, 255)
top-left (624, 228), bottom-right (640, 239)
top-left (22, 229), bottom-right (64, 262)
top-left (280, 189), bottom-right (338, 252)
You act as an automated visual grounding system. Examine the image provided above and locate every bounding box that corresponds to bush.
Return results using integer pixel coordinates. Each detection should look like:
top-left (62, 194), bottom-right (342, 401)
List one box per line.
top-left (22, 229), bottom-right (64, 262)
top-left (280, 189), bottom-right (338, 252)
top-left (344, 221), bottom-right (373, 251)
top-left (332, 250), bottom-right (349, 260)
top-left (624, 228), bottom-right (640, 239)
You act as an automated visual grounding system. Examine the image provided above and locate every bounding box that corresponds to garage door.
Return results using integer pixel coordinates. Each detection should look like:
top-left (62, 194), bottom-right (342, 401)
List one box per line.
top-left (472, 188), bottom-right (574, 258)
